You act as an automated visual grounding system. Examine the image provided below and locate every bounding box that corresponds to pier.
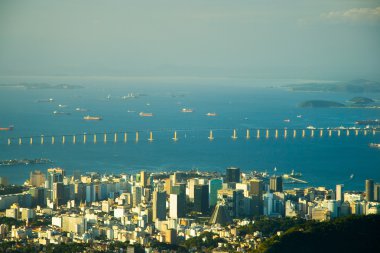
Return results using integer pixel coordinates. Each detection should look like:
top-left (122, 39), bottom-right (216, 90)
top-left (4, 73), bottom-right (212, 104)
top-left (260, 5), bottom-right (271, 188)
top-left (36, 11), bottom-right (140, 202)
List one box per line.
top-left (4, 127), bottom-right (378, 146)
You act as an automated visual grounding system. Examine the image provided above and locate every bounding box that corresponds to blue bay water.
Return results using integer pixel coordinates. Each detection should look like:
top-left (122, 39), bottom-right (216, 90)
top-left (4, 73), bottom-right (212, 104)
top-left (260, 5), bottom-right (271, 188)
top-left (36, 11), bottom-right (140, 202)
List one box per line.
top-left (0, 76), bottom-right (379, 190)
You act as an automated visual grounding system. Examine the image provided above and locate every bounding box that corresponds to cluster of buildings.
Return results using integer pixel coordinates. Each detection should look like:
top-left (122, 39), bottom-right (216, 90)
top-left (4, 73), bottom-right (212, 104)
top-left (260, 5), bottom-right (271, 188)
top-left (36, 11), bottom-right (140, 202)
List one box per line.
top-left (0, 167), bottom-right (379, 252)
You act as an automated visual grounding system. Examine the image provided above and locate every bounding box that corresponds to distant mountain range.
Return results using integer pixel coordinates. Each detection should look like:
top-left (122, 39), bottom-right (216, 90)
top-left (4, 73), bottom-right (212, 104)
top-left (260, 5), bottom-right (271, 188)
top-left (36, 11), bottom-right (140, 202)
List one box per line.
top-left (286, 79), bottom-right (380, 93)
top-left (0, 83), bottom-right (83, 89)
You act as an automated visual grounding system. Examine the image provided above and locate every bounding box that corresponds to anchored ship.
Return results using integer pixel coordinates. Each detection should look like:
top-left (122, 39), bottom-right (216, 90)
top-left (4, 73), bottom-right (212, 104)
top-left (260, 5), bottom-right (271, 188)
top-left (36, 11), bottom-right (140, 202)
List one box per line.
top-left (0, 125), bottom-right (14, 131)
top-left (83, 115), bottom-right (102, 120)
top-left (369, 143), bottom-right (380, 148)
top-left (139, 112), bottom-right (153, 117)
top-left (181, 108), bottom-right (193, 113)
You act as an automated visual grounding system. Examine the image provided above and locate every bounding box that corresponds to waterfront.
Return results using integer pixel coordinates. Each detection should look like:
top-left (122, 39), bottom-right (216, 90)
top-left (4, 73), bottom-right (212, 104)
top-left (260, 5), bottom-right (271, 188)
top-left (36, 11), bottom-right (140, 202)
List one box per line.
top-left (0, 77), bottom-right (379, 189)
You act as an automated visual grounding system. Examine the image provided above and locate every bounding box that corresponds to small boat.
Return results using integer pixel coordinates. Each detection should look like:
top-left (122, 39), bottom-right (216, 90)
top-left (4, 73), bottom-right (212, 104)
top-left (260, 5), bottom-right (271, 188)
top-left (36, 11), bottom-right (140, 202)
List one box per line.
top-left (296, 115), bottom-right (302, 118)
top-left (139, 112), bottom-right (153, 117)
top-left (58, 104), bottom-right (67, 108)
top-left (83, 115), bottom-right (102, 120)
top-left (306, 125), bottom-right (316, 130)
top-left (206, 112), bottom-right (217, 117)
top-left (284, 119), bottom-right (291, 123)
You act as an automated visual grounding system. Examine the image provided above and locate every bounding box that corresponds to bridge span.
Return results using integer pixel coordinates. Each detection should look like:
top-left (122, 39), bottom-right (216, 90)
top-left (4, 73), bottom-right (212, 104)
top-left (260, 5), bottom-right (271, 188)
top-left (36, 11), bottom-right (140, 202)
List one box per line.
top-left (3, 127), bottom-right (378, 146)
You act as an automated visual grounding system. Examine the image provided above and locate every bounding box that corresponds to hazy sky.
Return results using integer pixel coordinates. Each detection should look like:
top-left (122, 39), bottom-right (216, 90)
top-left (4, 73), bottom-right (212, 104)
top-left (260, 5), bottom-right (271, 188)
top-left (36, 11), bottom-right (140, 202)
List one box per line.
top-left (0, 0), bottom-right (379, 81)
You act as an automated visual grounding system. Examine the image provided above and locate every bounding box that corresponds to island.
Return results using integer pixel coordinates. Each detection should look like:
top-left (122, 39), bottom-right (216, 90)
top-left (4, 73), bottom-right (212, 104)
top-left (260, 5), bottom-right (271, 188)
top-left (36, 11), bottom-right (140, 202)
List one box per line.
top-left (286, 79), bottom-right (380, 93)
top-left (299, 100), bottom-right (345, 108)
top-left (349, 96), bottom-right (375, 105)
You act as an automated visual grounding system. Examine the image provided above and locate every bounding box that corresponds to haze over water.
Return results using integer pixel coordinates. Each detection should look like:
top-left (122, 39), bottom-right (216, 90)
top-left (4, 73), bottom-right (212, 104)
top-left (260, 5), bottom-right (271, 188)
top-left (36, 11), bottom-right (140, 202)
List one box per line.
top-left (0, 1), bottom-right (379, 191)
top-left (0, 76), bottom-right (379, 190)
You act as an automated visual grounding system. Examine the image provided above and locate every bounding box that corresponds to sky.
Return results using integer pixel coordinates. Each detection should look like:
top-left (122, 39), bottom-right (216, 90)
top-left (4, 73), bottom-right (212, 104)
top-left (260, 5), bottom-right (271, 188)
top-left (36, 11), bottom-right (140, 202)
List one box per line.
top-left (0, 0), bottom-right (379, 81)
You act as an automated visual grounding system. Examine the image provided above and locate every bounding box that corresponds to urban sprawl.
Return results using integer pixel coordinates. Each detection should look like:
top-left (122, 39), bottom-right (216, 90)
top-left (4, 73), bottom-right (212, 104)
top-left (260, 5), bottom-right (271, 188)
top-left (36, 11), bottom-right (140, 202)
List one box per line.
top-left (0, 167), bottom-right (379, 252)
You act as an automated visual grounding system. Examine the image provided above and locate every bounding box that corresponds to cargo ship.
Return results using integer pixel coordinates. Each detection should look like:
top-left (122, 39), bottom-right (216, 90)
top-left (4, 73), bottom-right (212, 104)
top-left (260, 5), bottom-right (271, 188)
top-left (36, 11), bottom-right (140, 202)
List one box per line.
top-left (139, 112), bottom-right (153, 117)
top-left (0, 125), bottom-right (14, 131)
top-left (181, 108), bottom-right (193, 113)
top-left (369, 143), bottom-right (380, 148)
top-left (355, 119), bottom-right (379, 125)
top-left (83, 115), bottom-right (102, 120)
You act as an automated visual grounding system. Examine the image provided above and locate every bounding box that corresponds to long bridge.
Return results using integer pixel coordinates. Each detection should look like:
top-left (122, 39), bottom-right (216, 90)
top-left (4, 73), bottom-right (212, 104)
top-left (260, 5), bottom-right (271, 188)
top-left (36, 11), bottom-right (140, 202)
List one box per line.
top-left (3, 127), bottom-right (378, 146)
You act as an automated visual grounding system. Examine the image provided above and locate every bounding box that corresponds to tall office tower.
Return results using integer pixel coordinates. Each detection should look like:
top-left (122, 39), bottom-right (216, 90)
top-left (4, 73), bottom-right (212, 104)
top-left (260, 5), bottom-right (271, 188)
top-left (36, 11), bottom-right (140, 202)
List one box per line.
top-left (249, 179), bottom-right (264, 216)
top-left (169, 193), bottom-right (186, 218)
top-left (225, 167), bottom-right (241, 183)
top-left (152, 190), bottom-right (166, 221)
top-left (249, 179), bottom-right (263, 196)
top-left (46, 168), bottom-right (65, 190)
top-left (29, 187), bottom-right (46, 207)
top-left (209, 178), bottom-right (223, 207)
top-left (365, 179), bottom-right (374, 201)
top-left (336, 184), bottom-right (344, 202)
top-left (29, 170), bottom-right (46, 187)
top-left (74, 182), bottom-right (86, 203)
top-left (171, 183), bottom-right (186, 196)
top-left (188, 178), bottom-right (199, 202)
top-left (194, 184), bottom-right (209, 213)
top-left (140, 171), bottom-right (149, 188)
top-left (52, 182), bottom-right (64, 206)
top-left (269, 176), bottom-right (283, 192)
top-left (133, 185), bottom-right (142, 207)
top-left (374, 183), bottom-right (380, 202)
top-left (164, 178), bottom-right (172, 195)
top-left (217, 189), bottom-right (244, 218)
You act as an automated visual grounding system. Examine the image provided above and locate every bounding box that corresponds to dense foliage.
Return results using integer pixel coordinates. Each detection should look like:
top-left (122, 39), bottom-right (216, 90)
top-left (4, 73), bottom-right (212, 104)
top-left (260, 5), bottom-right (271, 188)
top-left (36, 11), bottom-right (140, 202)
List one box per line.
top-left (254, 215), bottom-right (380, 253)
top-left (182, 231), bottom-right (228, 252)
top-left (239, 217), bottom-right (313, 237)
top-left (0, 217), bottom-right (25, 227)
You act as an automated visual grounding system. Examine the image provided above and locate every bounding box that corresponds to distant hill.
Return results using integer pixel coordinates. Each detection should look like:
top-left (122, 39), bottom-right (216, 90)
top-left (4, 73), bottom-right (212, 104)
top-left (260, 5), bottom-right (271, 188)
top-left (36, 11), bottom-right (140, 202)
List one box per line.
top-left (287, 79), bottom-right (380, 93)
top-left (299, 100), bottom-right (345, 108)
top-left (256, 215), bottom-right (380, 253)
top-left (0, 83), bottom-right (83, 89)
top-left (349, 96), bottom-right (375, 105)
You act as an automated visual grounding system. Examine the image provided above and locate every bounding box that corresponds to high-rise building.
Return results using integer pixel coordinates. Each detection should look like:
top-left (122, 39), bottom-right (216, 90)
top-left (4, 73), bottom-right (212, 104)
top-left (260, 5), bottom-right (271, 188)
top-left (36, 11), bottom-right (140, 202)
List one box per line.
top-left (140, 171), bottom-right (149, 188)
top-left (194, 184), bottom-right (209, 213)
top-left (29, 187), bottom-right (46, 207)
top-left (366, 179), bottom-right (374, 202)
top-left (336, 184), bottom-right (344, 202)
top-left (209, 178), bottom-right (223, 207)
top-left (248, 179), bottom-right (265, 216)
top-left (74, 182), bottom-right (86, 203)
top-left (52, 182), bottom-right (64, 206)
top-left (249, 179), bottom-right (263, 196)
top-left (169, 193), bottom-right (185, 218)
top-left (217, 189), bottom-right (244, 218)
top-left (270, 176), bottom-right (283, 192)
top-left (46, 168), bottom-right (65, 190)
top-left (153, 190), bottom-right (166, 221)
top-left (132, 186), bottom-right (142, 207)
top-left (188, 178), bottom-right (199, 202)
top-left (374, 183), bottom-right (380, 202)
top-left (30, 170), bottom-right (45, 187)
top-left (225, 167), bottom-right (240, 183)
